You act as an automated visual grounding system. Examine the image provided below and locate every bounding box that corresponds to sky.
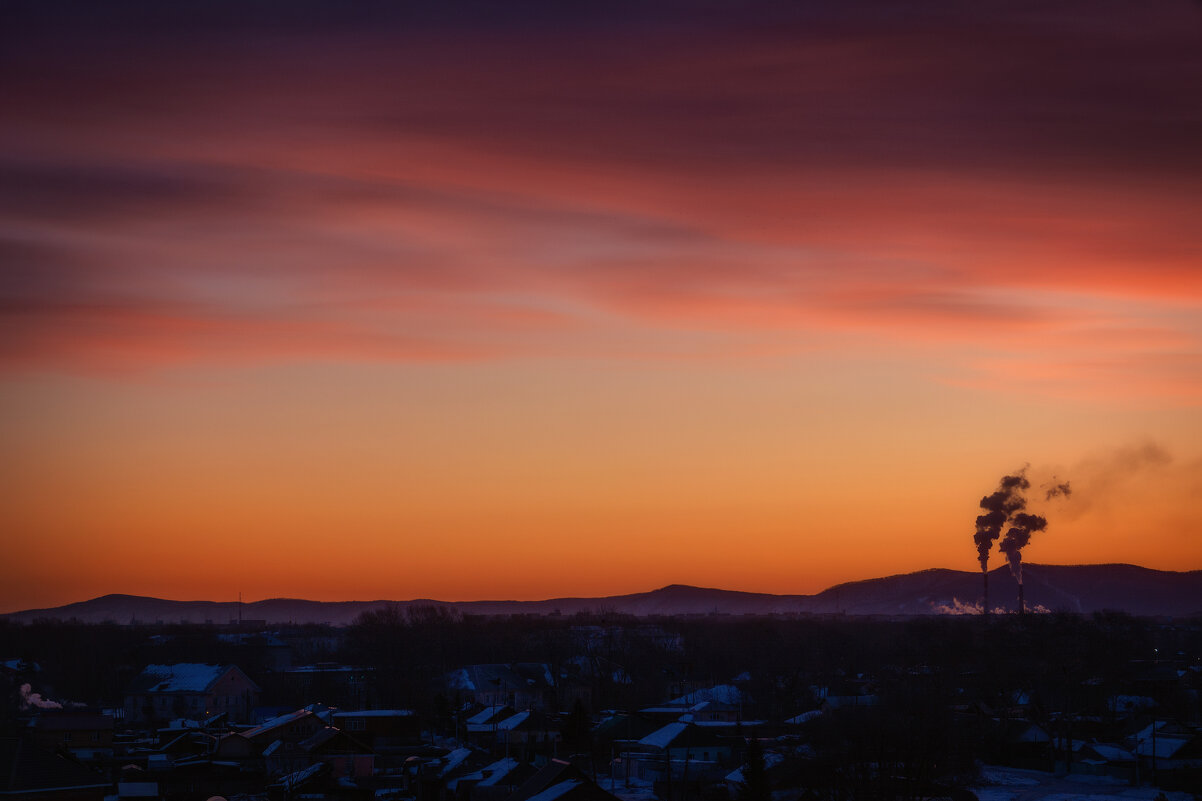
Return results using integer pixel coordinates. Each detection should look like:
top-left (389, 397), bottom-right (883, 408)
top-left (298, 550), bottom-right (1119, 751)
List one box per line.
top-left (2, 0), bottom-right (1201, 612)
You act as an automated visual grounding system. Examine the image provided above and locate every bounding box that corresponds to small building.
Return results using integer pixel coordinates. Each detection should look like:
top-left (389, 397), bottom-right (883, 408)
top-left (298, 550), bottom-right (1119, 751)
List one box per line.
top-left (625, 722), bottom-right (733, 783)
top-left (124, 664), bottom-right (260, 725)
top-left (1072, 741), bottom-right (1135, 781)
top-left (494, 710), bottom-right (563, 759)
top-left (331, 709), bottom-right (421, 753)
top-left (642, 685), bottom-right (744, 723)
top-left (1131, 721), bottom-right (1202, 772)
top-left (29, 711), bottom-right (114, 761)
top-left (279, 663), bottom-right (374, 709)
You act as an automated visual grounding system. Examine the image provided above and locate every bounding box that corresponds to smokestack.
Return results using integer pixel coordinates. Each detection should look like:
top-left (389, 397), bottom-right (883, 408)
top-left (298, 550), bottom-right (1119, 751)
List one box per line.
top-left (974, 471), bottom-right (1029, 615)
top-left (1018, 582), bottom-right (1024, 615)
top-left (998, 511), bottom-right (1048, 613)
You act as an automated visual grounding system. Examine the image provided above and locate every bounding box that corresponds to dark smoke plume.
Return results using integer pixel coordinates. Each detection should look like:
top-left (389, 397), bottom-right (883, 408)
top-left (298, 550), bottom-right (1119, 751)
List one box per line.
top-left (973, 472), bottom-right (1029, 572)
top-left (1044, 479), bottom-right (1071, 500)
top-left (998, 512), bottom-right (1048, 584)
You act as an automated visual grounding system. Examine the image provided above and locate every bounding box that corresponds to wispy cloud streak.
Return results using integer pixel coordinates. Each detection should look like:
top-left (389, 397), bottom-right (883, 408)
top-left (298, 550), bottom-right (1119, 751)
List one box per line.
top-left (2, 1), bottom-right (1199, 399)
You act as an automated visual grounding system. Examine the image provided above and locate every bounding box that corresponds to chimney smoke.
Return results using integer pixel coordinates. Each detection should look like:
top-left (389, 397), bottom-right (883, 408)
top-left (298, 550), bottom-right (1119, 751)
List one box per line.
top-left (974, 470), bottom-right (1029, 614)
top-left (998, 512), bottom-right (1048, 589)
top-left (1044, 479), bottom-right (1072, 501)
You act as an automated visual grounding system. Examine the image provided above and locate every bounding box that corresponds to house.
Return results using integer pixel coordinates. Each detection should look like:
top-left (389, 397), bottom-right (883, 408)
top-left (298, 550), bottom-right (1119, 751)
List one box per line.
top-left (682, 699), bottom-right (743, 725)
top-left (591, 712), bottom-right (662, 762)
top-left (1130, 721), bottom-right (1202, 772)
top-left (1071, 741), bottom-right (1135, 781)
top-left (642, 685), bottom-right (744, 722)
top-left (279, 663), bottom-right (373, 709)
top-left (124, 664), bottom-right (260, 725)
top-left (331, 709), bottom-right (421, 753)
top-left (637, 721), bottom-right (732, 762)
top-left (29, 711), bottom-right (114, 761)
top-left (493, 709), bottom-right (563, 759)
top-left (464, 704), bottom-right (517, 736)
top-left (625, 722), bottom-right (733, 783)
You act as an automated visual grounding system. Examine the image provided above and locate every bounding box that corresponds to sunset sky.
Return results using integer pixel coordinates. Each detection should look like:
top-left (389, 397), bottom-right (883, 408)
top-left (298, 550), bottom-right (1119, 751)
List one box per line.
top-left (2, 0), bottom-right (1201, 612)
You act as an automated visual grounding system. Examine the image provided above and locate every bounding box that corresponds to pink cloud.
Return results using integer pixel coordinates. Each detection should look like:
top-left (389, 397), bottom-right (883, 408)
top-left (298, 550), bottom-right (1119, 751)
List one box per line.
top-left (2, 1), bottom-right (1199, 400)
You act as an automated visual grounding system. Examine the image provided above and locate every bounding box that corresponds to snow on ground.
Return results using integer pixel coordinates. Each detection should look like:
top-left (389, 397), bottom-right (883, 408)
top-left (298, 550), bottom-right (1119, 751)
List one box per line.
top-left (978, 767), bottom-right (1044, 786)
top-left (972, 765), bottom-right (1193, 801)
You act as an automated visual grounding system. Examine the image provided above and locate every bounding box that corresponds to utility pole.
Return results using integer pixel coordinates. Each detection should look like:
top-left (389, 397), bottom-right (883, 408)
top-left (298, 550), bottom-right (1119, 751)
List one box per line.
top-left (1151, 716), bottom-right (1157, 787)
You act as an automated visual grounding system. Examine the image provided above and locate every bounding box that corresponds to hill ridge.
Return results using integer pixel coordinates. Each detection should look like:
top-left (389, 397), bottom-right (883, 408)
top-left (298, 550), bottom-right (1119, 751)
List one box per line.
top-left (5, 563), bottom-right (1200, 623)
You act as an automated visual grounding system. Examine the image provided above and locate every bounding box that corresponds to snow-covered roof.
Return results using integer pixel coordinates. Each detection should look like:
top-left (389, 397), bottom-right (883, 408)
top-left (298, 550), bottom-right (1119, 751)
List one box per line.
top-left (639, 722), bottom-right (689, 749)
top-left (496, 711), bottom-right (531, 731)
top-left (300, 725), bottom-right (359, 752)
top-left (437, 747), bottom-right (473, 778)
top-left (450, 757), bottom-right (521, 790)
top-left (785, 710), bottom-right (822, 725)
top-left (1088, 743), bottom-right (1134, 762)
top-left (1134, 736), bottom-right (1189, 759)
top-left (669, 685), bottom-right (741, 707)
top-left (525, 779), bottom-right (582, 801)
top-left (279, 761), bottom-right (325, 790)
top-left (333, 709), bottom-right (414, 718)
top-left (1125, 716), bottom-right (1173, 750)
top-left (241, 709), bottom-right (312, 739)
top-left (479, 758), bottom-right (521, 786)
top-left (467, 705), bottom-right (510, 726)
top-left (129, 664), bottom-right (229, 693)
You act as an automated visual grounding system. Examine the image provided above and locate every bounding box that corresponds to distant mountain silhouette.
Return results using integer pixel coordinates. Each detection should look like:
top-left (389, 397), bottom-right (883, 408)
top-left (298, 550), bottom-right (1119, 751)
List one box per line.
top-left (4, 564), bottom-right (1199, 624)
